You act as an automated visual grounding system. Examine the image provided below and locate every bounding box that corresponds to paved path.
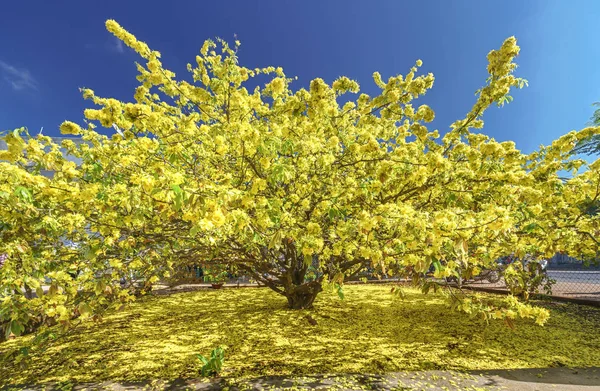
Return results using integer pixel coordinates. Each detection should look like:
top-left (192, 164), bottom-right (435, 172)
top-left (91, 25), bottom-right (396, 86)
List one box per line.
top-left (548, 270), bottom-right (600, 284)
top-left (10, 368), bottom-right (600, 390)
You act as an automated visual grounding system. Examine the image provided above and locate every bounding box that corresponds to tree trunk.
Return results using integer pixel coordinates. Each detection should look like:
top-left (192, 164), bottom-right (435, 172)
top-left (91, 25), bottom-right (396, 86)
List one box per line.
top-left (284, 281), bottom-right (323, 309)
top-left (24, 283), bottom-right (34, 300)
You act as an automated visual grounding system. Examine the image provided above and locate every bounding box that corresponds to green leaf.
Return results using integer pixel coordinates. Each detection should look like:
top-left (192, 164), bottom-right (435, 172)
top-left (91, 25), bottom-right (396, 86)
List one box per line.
top-left (421, 281), bottom-right (433, 295)
top-left (268, 231), bottom-right (282, 250)
top-left (14, 186), bottom-right (33, 203)
top-left (196, 354), bottom-right (208, 364)
top-left (171, 184), bottom-right (183, 194)
top-left (328, 207), bottom-right (346, 220)
top-left (432, 257), bottom-right (443, 273)
top-left (78, 302), bottom-right (92, 316)
top-left (187, 193), bottom-right (196, 207)
top-left (328, 208), bottom-right (337, 220)
top-left (10, 321), bottom-right (24, 337)
top-left (171, 185), bottom-right (184, 211)
top-left (168, 153), bottom-right (179, 164)
top-left (83, 247), bottom-right (94, 260)
top-left (336, 284), bottom-right (345, 300)
top-left (392, 286), bottom-right (406, 300)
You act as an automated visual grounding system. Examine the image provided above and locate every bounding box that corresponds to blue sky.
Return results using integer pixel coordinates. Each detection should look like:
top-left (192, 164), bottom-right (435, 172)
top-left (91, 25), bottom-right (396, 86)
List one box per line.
top-left (0, 0), bottom-right (599, 153)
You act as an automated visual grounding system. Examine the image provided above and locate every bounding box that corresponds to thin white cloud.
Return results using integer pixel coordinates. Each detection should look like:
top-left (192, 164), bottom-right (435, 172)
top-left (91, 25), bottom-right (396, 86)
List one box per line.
top-left (112, 37), bottom-right (124, 54)
top-left (0, 60), bottom-right (38, 91)
top-left (85, 37), bottom-right (126, 55)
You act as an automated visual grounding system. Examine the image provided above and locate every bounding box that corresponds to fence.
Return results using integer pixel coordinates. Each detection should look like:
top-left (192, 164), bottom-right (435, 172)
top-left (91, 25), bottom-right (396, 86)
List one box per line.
top-left (468, 254), bottom-right (600, 302)
top-left (164, 254), bottom-right (600, 302)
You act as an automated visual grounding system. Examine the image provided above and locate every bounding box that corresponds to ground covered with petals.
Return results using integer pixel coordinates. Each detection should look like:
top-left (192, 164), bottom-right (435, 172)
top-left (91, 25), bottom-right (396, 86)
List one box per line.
top-left (1, 285), bottom-right (599, 387)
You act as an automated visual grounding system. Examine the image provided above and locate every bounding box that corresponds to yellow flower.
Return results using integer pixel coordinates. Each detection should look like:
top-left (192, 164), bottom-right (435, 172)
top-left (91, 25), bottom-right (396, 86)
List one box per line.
top-left (210, 209), bottom-right (226, 227)
top-left (269, 78), bottom-right (286, 96)
top-left (59, 121), bottom-right (82, 135)
top-left (306, 222), bottom-right (321, 235)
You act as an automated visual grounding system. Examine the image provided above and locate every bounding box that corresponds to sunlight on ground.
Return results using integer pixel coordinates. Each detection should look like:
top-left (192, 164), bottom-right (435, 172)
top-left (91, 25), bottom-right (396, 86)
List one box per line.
top-left (1, 285), bottom-right (599, 386)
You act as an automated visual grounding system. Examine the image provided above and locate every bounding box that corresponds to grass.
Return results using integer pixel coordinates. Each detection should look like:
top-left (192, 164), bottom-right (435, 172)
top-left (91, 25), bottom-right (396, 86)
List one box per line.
top-left (1, 285), bottom-right (600, 387)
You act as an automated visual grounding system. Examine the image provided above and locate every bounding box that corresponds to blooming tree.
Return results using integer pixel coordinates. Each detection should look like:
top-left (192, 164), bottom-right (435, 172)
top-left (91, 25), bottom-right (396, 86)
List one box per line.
top-left (1, 21), bottom-right (599, 339)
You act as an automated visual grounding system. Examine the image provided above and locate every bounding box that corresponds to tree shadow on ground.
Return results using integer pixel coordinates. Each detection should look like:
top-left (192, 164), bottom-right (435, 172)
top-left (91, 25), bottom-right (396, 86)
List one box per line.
top-left (5, 368), bottom-right (600, 390)
top-left (468, 367), bottom-right (600, 388)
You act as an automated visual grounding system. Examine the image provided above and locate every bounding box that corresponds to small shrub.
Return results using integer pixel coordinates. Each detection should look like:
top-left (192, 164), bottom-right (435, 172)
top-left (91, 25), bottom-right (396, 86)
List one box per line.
top-left (504, 258), bottom-right (555, 300)
top-left (196, 346), bottom-right (225, 377)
